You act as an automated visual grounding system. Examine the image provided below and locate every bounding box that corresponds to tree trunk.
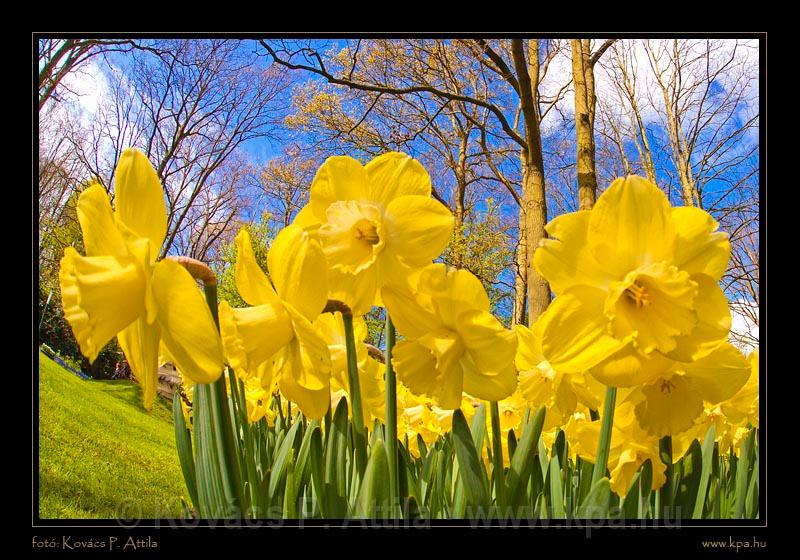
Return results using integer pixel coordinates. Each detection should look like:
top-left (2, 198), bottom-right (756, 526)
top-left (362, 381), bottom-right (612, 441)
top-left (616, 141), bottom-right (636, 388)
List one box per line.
top-left (572, 39), bottom-right (598, 210)
top-left (522, 149), bottom-right (550, 325)
top-left (513, 211), bottom-right (528, 325)
top-left (451, 133), bottom-right (468, 268)
top-left (511, 39), bottom-right (551, 327)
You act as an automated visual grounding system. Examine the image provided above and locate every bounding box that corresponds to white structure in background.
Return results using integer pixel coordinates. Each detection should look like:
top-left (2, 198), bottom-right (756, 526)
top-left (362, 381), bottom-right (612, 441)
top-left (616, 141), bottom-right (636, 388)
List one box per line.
top-left (729, 299), bottom-right (759, 353)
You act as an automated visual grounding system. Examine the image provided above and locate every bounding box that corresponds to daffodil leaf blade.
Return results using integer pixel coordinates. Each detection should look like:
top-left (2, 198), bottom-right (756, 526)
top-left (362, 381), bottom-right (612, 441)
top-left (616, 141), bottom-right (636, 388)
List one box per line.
top-left (451, 409), bottom-right (489, 509)
top-left (692, 424), bottom-right (717, 519)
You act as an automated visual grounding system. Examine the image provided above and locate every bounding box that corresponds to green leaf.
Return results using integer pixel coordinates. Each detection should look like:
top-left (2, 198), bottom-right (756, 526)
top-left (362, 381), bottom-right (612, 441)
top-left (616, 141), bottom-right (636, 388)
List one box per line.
top-left (173, 393), bottom-right (199, 510)
top-left (293, 418), bottom-right (319, 498)
top-left (193, 383), bottom-right (230, 517)
top-left (308, 427), bottom-right (327, 518)
top-left (576, 478), bottom-right (611, 518)
top-left (675, 438), bottom-right (702, 518)
top-left (355, 438), bottom-right (391, 518)
top-left (746, 436), bottom-right (759, 518)
top-left (451, 409), bottom-right (489, 509)
top-left (283, 450), bottom-right (297, 518)
top-left (621, 470), bottom-right (641, 519)
top-left (470, 403), bottom-right (487, 456)
top-left (638, 459), bottom-right (653, 518)
top-left (735, 429), bottom-right (756, 519)
top-left (268, 414), bottom-right (302, 502)
top-left (325, 398), bottom-right (349, 499)
top-left (549, 454), bottom-right (566, 518)
top-left (506, 406), bottom-right (545, 508)
top-left (692, 424), bottom-right (717, 519)
top-left (507, 429), bottom-right (517, 462)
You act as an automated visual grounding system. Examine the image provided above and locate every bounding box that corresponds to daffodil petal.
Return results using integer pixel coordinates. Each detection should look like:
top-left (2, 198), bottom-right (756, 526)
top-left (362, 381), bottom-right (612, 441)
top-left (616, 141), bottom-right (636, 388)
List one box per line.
top-left (457, 309), bottom-right (517, 375)
top-left (365, 151), bottom-right (433, 204)
top-left (277, 303), bottom-right (332, 419)
top-left (268, 224), bottom-right (328, 321)
top-left (672, 206), bottom-right (731, 281)
top-left (588, 176), bottom-right (675, 273)
top-left (118, 318), bottom-right (161, 409)
top-left (393, 339), bottom-right (439, 398)
top-left (381, 284), bottom-right (441, 339)
top-left (234, 229), bottom-right (281, 308)
top-left (328, 266), bottom-right (379, 316)
top-left (462, 353), bottom-right (517, 403)
top-left (721, 348), bottom-right (759, 425)
top-left (292, 203), bottom-right (322, 231)
top-left (59, 248), bottom-right (146, 362)
top-left (76, 184), bottom-right (128, 257)
top-left (218, 301), bottom-right (294, 380)
top-left (540, 286), bottom-right (625, 373)
top-left (684, 343), bottom-right (750, 404)
top-left (533, 210), bottom-right (614, 295)
top-left (385, 195), bottom-right (454, 267)
top-left (151, 259), bottom-right (225, 384)
top-left (308, 155), bottom-right (370, 218)
top-left (514, 323), bottom-right (544, 372)
top-left (589, 344), bottom-right (674, 387)
top-left (419, 264), bottom-right (491, 318)
top-left (518, 366), bottom-right (554, 407)
top-left (113, 148), bottom-right (168, 254)
top-left (634, 377), bottom-right (704, 437)
top-left (665, 273), bottom-right (731, 362)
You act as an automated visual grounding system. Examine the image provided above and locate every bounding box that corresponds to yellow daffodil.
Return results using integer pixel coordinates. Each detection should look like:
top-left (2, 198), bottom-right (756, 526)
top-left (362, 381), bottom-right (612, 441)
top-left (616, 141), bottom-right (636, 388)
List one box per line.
top-left (620, 343), bottom-right (749, 437)
top-left (397, 383), bottom-right (476, 457)
top-left (672, 406), bottom-right (748, 459)
top-left (515, 316), bottom-right (604, 430)
top-left (218, 226), bottom-right (332, 419)
top-left (721, 348), bottom-right (759, 428)
top-left (533, 176), bottom-right (732, 386)
top-left (293, 152), bottom-right (454, 314)
top-left (382, 263), bottom-right (518, 409)
top-left (243, 376), bottom-right (277, 425)
top-left (568, 401), bottom-right (667, 496)
top-left (315, 311), bottom-right (385, 423)
top-left (59, 148), bottom-right (224, 409)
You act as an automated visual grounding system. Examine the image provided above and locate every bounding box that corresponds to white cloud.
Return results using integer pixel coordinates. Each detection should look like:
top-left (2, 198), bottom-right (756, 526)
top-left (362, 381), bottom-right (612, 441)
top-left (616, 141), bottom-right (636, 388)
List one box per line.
top-left (729, 299), bottom-right (759, 353)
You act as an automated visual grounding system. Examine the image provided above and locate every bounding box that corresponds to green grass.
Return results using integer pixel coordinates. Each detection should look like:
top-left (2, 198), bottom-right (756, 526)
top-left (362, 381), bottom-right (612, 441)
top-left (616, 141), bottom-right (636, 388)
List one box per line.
top-left (38, 352), bottom-right (187, 518)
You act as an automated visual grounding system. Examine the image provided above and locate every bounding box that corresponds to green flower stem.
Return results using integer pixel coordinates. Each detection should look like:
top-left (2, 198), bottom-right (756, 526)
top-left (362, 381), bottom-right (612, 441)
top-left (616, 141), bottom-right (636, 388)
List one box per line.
top-left (203, 282), bottom-right (244, 516)
top-left (591, 386), bottom-right (617, 487)
top-left (659, 435), bottom-right (673, 519)
top-left (489, 400), bottom-right (506, 507)
top-left (384, 315), bottom-right (399, 517)
top-left (342, 312), bottom-right (367, 476)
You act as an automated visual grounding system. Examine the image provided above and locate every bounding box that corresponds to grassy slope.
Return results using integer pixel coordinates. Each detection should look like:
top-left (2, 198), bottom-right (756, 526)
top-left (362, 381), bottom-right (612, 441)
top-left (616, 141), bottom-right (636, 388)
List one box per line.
top-left (38, 352), bottom-right (186, 518)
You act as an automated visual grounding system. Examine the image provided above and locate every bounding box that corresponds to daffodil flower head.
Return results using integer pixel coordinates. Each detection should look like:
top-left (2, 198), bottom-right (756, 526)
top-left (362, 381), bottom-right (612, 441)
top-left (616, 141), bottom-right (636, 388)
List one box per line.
top-left (244, 376), bottom-right (276, 425)
top-left (534, 176), bottom-right (733, 386)
top-left (59, 148), bottom-right (225, 409)
top-left (621, 342), bottom-right (750, 437)
top-left (721, 347), bottom-right (759, 427)
top-left (382, 263), bottom-right (518, 409)
top-left (218, 226), bottom-right (332, 419)
top-left (293, 152), bottom-right (455, 315)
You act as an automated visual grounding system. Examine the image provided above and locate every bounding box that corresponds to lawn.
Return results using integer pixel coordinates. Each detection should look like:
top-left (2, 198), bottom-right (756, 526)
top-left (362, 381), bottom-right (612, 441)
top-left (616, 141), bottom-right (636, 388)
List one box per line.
top-left (38, 352), bottom-right (187, 518)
